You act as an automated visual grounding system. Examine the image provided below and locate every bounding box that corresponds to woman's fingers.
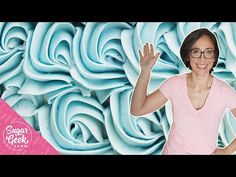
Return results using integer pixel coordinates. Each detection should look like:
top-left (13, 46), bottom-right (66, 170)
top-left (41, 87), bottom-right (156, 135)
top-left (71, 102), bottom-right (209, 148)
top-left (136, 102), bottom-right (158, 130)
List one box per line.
top-left (138, 43), bottom-right (160, 69)
top-left (138, 49), bottom-right (143, 59)
top-left (144, 43), bottom-right (148, 56)
top-left (146, 43), bottom-right (150, 55)
top-left (140, 43), bottom-right (160, 61)
top-left (150, 44), bottom-right (154, 56)
top-left (154, 52), bottom-right (160, 60)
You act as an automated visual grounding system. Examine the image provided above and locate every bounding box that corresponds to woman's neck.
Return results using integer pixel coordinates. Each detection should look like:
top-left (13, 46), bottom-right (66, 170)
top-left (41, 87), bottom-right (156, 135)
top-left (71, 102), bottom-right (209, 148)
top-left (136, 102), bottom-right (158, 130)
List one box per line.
top-left (187, 72), bottom-right (213, 90)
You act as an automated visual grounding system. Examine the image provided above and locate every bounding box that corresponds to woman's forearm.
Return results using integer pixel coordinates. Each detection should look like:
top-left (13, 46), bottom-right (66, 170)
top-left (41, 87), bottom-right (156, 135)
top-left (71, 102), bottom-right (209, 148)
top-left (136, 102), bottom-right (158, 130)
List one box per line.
top-left (131, 43), bottom-right (160, 116)
top-left (130, 70), bottom-right (151, 116)
top-left (225, 138), bottom-right (236, 154)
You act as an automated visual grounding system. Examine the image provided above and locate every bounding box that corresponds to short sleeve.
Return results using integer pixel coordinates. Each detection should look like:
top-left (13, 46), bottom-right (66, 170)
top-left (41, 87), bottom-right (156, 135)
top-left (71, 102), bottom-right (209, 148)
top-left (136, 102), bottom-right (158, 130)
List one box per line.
top-left (159, 76), bottom-right (175, 100)
top-left (222, 83), bottom-right (236, 110)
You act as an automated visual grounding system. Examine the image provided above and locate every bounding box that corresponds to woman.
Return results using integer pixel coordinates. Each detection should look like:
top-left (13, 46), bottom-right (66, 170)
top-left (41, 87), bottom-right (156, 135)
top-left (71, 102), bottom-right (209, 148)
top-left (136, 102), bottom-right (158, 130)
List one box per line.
top-left (130, 28), bottom-right (236, 154)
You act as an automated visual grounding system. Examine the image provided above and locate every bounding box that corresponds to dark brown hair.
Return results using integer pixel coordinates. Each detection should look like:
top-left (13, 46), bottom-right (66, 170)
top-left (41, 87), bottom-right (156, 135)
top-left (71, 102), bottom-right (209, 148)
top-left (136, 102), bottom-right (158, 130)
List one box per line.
top-left (180, 28), bottom-right (219, 73)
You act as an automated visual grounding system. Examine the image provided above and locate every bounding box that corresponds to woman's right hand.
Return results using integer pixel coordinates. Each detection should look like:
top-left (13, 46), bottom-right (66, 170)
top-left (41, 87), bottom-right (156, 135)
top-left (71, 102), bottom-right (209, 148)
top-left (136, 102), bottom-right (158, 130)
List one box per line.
top-left (138, 43), bottom-right (160, 72)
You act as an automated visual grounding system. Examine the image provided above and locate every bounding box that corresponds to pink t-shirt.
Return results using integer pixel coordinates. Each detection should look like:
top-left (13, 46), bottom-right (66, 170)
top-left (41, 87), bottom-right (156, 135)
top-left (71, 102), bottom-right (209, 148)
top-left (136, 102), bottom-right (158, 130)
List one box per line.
top-left (159, 73), bottom-right (236, 154)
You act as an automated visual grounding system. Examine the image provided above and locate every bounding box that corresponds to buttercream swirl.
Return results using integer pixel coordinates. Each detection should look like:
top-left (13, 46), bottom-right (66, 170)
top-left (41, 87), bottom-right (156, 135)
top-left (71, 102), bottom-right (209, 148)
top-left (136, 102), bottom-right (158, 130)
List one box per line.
top-left (1, 84), bottom-right (44, 132)
top-left (0, 22), bottom-right (235, 154)
top-left (18, 22), bottom-right (90, 103)
top-left (72, 22), bottom-right (132, 103)
top-left (0, 22), bottom-right (34, 85)
top-left (37, 87), bottom-right (113, 154)
top-left (105, 85), bottom-right (166, 154)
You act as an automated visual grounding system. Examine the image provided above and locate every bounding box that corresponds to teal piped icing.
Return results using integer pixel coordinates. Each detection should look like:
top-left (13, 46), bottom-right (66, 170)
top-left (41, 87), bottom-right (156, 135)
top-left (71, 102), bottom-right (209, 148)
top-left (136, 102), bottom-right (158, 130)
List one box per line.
top-left (1, 86), bottom-right (44, 132)
top-left (0, 22), bottom-right (34, 84)
top-left (105, 85), bottom-right (166, 154)
top-left (19, 23), bottom-right (90, 103)
top-left (37, 88), bottom-right (113, 154)
top-left (0, 22), bottom-right (236, 154)
top-left (72, 22), bottom-right (132, 102)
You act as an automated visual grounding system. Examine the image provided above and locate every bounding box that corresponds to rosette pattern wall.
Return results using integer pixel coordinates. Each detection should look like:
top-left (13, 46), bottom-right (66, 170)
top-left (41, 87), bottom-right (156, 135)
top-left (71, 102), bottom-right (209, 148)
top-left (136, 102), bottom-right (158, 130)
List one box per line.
top-left (1, 22), bottom-right (236, 154)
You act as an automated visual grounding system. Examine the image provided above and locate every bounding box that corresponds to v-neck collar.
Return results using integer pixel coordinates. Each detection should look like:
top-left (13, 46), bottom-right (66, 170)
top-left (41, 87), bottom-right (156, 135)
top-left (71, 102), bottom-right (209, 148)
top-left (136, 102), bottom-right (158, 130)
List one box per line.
top-left (184, 73), bottom-right (215, 112)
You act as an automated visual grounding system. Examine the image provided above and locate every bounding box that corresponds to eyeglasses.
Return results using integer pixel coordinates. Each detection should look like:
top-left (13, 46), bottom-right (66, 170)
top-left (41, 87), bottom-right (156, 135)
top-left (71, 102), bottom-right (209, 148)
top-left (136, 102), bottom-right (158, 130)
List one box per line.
top-left (190, 48), bottom-right (215, 59)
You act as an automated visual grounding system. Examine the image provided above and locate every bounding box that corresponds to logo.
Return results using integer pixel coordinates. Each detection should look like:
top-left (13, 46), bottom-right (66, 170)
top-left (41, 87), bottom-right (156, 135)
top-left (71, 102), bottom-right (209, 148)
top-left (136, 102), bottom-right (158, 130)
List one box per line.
top-left (3, 121), bottom-right (32, 151)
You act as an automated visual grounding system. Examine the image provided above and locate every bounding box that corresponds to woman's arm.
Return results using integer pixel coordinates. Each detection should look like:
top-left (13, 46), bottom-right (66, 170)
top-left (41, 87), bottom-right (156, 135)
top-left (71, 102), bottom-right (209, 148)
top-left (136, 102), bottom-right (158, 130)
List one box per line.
top-left (213, 141), bottom-right (236, 155)
top-left (213, 107), bottom-right (236, 155)
top-left (130, 43), bottom-right (168, 116)
top-left (130, 70), bottom-right (168, 116)
top-left (225, 108), bottom-right (236, 153)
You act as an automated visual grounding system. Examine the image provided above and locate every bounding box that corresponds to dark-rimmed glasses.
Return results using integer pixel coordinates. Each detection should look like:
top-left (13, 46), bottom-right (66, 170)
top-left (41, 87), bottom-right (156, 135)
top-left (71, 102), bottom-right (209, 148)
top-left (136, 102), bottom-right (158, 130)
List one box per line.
top-left (190, 48), bottom-right (215, 59)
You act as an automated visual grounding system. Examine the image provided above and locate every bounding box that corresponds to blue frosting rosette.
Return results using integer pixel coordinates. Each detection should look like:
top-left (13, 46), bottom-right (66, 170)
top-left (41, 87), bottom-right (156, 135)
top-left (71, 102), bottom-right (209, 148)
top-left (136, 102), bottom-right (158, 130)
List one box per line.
top-left (0, 22), bottom-right (235, 154)
top-left (0, 22), bottom-right (34, 85)
top-left (215, 23), bottom-right (236, 81)
top-left (104, 85), bottom-right (169, 154)
top-left (72, 22), bottom-right (132, 103)
top-left (37, 87), bottom-right (113, 154)
top-left (18, 22), bottom-right (90, 103)
top-left (1, 83), bottom-right (44, 132)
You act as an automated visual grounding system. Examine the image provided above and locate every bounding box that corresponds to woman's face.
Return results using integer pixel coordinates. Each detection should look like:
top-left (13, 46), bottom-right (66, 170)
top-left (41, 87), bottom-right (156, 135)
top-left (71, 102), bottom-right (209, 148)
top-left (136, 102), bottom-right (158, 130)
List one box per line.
top-left (189, 35), bottom-right (215, 76)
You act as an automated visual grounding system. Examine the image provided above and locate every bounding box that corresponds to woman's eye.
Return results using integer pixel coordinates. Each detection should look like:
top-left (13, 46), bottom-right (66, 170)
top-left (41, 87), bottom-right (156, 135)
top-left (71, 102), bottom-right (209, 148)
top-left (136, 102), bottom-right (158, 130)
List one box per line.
top-left (192, 50), bottom-right (199, 54)
top-left (206, 51), bottom-right (213, 54)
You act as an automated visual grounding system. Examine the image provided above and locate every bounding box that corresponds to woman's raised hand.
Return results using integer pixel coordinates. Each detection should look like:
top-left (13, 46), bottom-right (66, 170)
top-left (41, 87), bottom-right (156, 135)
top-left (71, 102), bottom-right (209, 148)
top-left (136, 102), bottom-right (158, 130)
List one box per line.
top-left (138, 43), bottom-right (160, 72)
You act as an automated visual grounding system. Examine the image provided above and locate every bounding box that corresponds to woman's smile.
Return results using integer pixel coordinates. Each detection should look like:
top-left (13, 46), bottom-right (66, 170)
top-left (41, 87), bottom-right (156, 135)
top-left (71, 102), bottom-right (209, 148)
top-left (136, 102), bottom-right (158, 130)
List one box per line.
top-left (196, 63), bottom-right (208, 70)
